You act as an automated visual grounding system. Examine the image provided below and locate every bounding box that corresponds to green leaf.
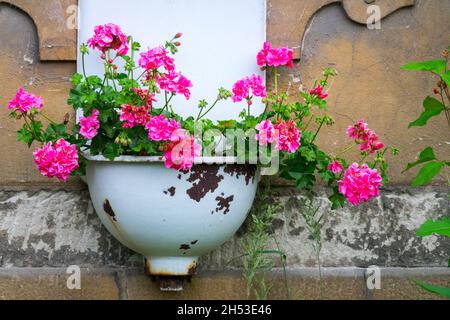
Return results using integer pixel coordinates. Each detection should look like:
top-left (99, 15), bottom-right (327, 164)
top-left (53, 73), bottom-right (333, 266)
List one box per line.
top-left (299, 146), bottom-right (316, 162)
top-left (329, 186), bottom-right (346, 210)
top-left (411, 161), bottom-right (445, 187)
top-left (413, 279), bottom-right (450, 298)
top-left (403, 147), bottom-right (436, 173)
top-left (401, 60), bottom-right (447, 74)
top-left (417, 217), bottom-right (450, 237)
top-left (71, 73), bottom-right (83, 85)
top-left (441, 71), bottom-right (450, 87)
top-left (17, 126), bottom-right (34, 147)
top-left (409, 97), bottom-right (445, 128)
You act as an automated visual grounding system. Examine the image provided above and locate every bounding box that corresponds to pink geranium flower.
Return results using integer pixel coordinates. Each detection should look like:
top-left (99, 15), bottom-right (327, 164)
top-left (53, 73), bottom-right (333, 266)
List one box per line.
top-left (347, 120), bottom-right (384, 154)
top-left (118, 104), bottom-right (151, 129)
top-left (156, 71), bottom-right (193, 100)
top-left (255, 120), bottom-right (274, 146)
top-left (87, 23), bottom-right (129, 55)
top-left (146, 115), bottom-right (181, 141)
top-left (33, 139), bottom-right (79, 182)
top-left (165, 134), bottom-right (201, 171)
top-left (328, 160), bottom-right (344, 174)
top-left (139, 46), bottom-right (175, 72)
top-left (338, 163), bottom-right (382, 206)
top-left (232, 74), bottom-right (266, 103)
top-left (273, 120), bottom-right (301, 154)
top-left (8, 88), bottom-right (43, 113)
top-left (310, 85), bottom-right (328, 100)
top-left (79, 109), bottom-right (100, 139)
top-left (257, 42), bottom-right (294, 68)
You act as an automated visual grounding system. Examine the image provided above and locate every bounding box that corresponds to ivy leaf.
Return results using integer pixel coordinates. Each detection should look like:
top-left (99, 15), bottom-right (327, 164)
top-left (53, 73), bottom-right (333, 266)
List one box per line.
top-left (401, 60), bottom-right (447, 74)
top-left (411, 161), bottom-right (445, 187)
top-left (416, 217), bottom-right (450, 237)
top-left (409, 97), bottom-right (445, 128)
top-left (441, 71), bottom-right (450, 87)
top-left (403, 147), bottom-right (436, 173)
top-left (412, 280), bottom-right (450, 298)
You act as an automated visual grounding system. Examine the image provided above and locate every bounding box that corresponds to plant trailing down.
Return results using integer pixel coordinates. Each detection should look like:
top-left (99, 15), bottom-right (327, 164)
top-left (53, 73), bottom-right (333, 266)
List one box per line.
top-left (6, 24), bottom-right (396, 297)
top-left (402, 47), bottom-right (450, 299)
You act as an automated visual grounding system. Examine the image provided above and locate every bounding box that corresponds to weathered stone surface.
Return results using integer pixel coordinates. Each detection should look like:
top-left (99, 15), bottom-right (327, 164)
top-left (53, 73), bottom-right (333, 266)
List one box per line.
top-left (1, 0), bottom-right (78, 61)
top-left (203, 186), bottom-right (450, 269)
top-left (370, 268), bottom-right (450, 300)
top-left (0, 190), bottom-right (137, 268)
top-left (1, 267), bottom-right (446, 300)
top-left (125, 268), bottom-right (367, 300)
top-left (0, 188), bottom-right (447, 269)
top-left (0, 268), bottom-right (119, 300)
top-left (268, 0), bottom-right (416, 59)
top-left (0, 3), bottom-right (81, 188)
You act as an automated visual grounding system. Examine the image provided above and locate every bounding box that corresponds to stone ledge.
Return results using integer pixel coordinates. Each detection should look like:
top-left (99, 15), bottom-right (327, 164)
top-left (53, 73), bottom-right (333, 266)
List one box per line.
top-left (0, 188), bottom-right (448, 269)
top-left (0, 267), bottom-right (448, 300)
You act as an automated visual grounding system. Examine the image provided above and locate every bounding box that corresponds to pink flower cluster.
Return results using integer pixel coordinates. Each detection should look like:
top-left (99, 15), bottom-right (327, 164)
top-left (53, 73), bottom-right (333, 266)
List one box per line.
top-left (144, 114), bottom-right (200, 170)
top-left (87, 23), bottom-right (129, 56)
top-left (79, 109), bottom-right (100, 139)
top-left (310, 85), bottom-right (328, 100)
top-left (165, 133), bottom-right (201, 171)
top-left (138, 46), bottom-right (175, 72)
top-left (257, 42), bottom-right (294, 68)
top-left (255, 120), bottom-right (274, 146)
top-left (347, 120), bottom-right (384, 154)
top-left (232, 74), bottom-right (266, 103)
top-left (118, 104), bottom-right (151, 129)
top-left (328, 160), bottom-right (344, 174)
top-left (33, 139), bottom-right (79, 182)
top-left (157, 71), bottom-right (193, 100)
top-left (145, 115), bottom-right (181, 141)
top-left (8, 88), bottom-right (43, 113)
top-left (338, 163), bottom-right (382, 205)
top-left (255, 119), bottom-right (301, 154)
top-left (274, 120), bottom-right (301, 153)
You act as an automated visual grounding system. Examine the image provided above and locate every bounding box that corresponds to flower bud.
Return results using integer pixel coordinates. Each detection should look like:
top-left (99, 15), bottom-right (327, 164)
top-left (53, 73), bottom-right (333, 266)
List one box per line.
top-left (174, 42), bottom-right (181, 47)
top-left (175, 32), bottom-right (183, 39)
top-left (101, 54), bottom-right (106, 60)
top-left (108, 59), bottom-right (113, 64)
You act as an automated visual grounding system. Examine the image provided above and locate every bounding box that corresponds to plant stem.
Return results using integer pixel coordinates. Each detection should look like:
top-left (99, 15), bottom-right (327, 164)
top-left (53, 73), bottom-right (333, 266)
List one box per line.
top-left (273, 68), bottom-right (279, 95)
top-left (81, 52), bottom-right (90, 87)
top-left (39, 112), bottom-right (57, 124)
top-left (130, 36), bottom-right (135, 81)
top-left (335, 143), bottom-right (356, 157)
top-left (136, 70), bottom-right (147, 82)
top-left (109, 52), bottom-right (118, 91)
top-left (311, 118), bottom-right (325, 143)
top-left (197, 97), bottom-right (220, 120)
